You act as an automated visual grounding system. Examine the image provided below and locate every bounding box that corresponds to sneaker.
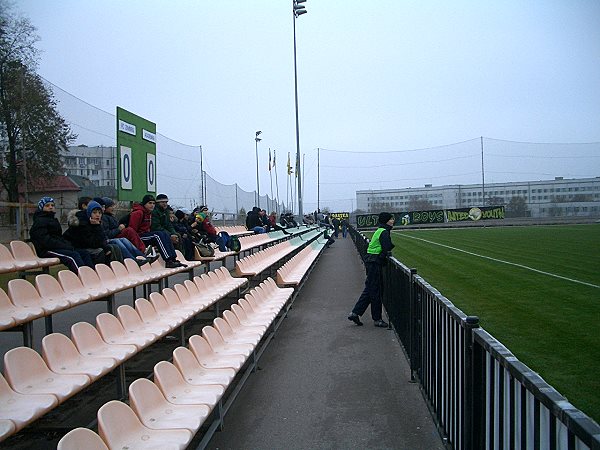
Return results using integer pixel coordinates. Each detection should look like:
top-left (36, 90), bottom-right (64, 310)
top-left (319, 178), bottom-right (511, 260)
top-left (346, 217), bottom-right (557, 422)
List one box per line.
top-left (374, 319), bottom-right (389, 328)
top-left (348, 313), bottom-right (363, 326)
top-left (166, 260), bottom-right (187, 269)
top-left (146, 254), bottom-right (160, 264)
top-left (144, 245), bottom-right (157, 258)
top-left (135, 256), bottom-right (148, 267)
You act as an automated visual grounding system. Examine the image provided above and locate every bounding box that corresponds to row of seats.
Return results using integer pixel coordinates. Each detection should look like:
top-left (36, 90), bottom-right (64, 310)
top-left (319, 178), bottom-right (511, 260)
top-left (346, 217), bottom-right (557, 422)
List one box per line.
top-left (0, 250), bottom-right (201, 334)
top-left (0, 241), bottom-right (59, 275)
top-left (214, 225), bottom-right (252, 237)
top-left (0, 267), bottom-right (248, 442)
top-left (276, 239), bottom-right (327, 287)
top-left (56, 278), bottom-right (294, 450)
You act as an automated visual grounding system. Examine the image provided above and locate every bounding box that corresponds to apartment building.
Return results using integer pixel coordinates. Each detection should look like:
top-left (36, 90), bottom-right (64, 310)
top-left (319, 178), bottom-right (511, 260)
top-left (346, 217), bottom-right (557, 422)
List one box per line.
top-left (356, 177), bottom-right (600, 218)
top-left (62, 145), bottom-right (117, 188)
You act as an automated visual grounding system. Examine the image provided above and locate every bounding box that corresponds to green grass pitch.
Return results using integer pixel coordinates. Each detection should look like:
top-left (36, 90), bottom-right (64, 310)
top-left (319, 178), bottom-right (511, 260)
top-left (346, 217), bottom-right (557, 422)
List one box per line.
top-left (385, 224), bottom-right (600, 424)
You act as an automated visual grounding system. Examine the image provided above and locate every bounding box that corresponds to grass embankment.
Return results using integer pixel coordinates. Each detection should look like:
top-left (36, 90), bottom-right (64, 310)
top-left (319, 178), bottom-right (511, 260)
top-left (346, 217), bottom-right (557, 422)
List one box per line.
top-left (382, 224), bottom-right (599, 424)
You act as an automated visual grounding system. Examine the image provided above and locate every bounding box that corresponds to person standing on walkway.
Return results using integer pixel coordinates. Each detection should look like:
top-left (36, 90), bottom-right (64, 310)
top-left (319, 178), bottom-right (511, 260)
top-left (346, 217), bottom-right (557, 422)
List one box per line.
top-left (348, 212), bottom-right (395, 327)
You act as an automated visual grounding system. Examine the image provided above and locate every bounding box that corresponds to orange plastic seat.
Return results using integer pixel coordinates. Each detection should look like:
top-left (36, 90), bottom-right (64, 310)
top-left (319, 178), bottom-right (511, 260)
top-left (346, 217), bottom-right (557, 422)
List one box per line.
top-left (153, 361), bottom-right (223, 409)
top-left (148, 292), bottom-right (188, 325)
top-left (57, 270), bottom-right (94, 301)
top-left (202, 325), bottom-right (253, 357)
top-left (0, 243), bottom-right (17, 274)
top-left (10, 240), bottom-right (59, 270)
top-left (110, 260), bottom-right (144, 288)
top-left (231, 303), bottom-right (271, 329)
top-left (8, 278), bottom-right (70, 315)
top-left (35, 273), bottom-right (87, 308)
top-left (57, 427), bottom-right (108, 450)
top-left (96, 313), bottom-right (156, 349)
top-left (161, 288), bottom-right (196, 318)
top-left (135, 298), bottom-right (181, 330)
top-left (213, 317), bottom-right (261, 346)
top-left (0, 288), bottom-right (44, 330)
top-left (78, 266), bottom-right (111, 297)
top-left (117, 305), bottom-right (169, 338)
top-left (3, 347), bottom-right (89, 402)
top-left (129, 378), bottom-right (209, 433)
top-left (0, 372), bottom-right (57, 432)
top-left (71, 322), bottom-right (136, 363)
top-left (173, 346), bottom-right (235, 387)
top-left (42, 333), bottom-right (116, 380)
top-left (174, 283), bottom-right (210, 311)
top-left (123, 258), bottom-right (156, 283)
top-left (95, 263), bottom-right (134, 291)
top-left (98, 400), bottom-right (192, 450)
top-left (223, 309), bottom-right (267, 335)
top-left (188, 335), bottom-right (245, 371)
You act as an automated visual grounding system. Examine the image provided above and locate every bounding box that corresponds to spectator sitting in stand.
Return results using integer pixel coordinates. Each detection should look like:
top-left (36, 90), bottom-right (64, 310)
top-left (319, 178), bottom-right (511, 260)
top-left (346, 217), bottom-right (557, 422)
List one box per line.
top-left (246, 206), bottom-right (266, 234)
top-left (63, 200), bottom-right (117, 265)
top-left (29, 197), bottom-right (94, 273)
top-left (280, 212), bottom-right (298, 228)
top-left (173, 208), bottom-right (195, 260)
top-left (101, 197), bottom-right (157, 265)
top-left (129, 194), bottom-right (186, 268)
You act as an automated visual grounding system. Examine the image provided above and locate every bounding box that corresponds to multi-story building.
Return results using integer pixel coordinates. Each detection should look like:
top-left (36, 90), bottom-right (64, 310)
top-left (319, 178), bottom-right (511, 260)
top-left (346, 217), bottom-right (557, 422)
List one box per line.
top-left (62, 145), bottom-right (117, 188)
top-left (356, 177), bottom-right (600, 218)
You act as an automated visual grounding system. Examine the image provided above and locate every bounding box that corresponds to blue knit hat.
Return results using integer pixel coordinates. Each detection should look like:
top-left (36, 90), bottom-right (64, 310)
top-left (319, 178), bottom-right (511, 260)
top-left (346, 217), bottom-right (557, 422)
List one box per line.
top-left (86, 200), bottom-right (103, 218)
top-left (38, 196), bottom-right (55, 210)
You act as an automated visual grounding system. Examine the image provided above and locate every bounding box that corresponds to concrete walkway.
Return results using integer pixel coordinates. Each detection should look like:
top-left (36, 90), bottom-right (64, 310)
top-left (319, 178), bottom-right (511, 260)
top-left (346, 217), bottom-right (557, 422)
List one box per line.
top-left (208, 236), bottom-right (445, 450)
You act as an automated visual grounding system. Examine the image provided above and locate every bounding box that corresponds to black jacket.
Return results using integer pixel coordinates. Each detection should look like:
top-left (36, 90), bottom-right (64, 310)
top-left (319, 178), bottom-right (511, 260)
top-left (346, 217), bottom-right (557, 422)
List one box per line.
top-left (29, 210), bottom-right (74, 255)
top-left (101, 212), bottom-right (121, 239)
top-left (246, 208), bottom-right (262, 229)
top-left (63, 210), bottom-right (109, 251)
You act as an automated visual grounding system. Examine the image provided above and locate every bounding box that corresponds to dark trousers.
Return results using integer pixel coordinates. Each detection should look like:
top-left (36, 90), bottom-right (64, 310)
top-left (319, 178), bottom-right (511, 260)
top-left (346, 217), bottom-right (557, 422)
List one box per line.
top-left (140, 231), bottom-right (177, 261)
top-left (352, 261), bottom-right (383, 321)
top-left (46, 249), bottom-right (94, 273)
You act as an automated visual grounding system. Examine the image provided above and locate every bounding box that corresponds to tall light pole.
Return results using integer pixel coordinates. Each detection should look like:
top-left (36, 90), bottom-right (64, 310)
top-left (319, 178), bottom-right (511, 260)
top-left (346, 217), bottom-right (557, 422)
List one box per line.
top-left (293, 0), bottom-right (307, 219)
top-left (255, 130), bottom-right (262, 207)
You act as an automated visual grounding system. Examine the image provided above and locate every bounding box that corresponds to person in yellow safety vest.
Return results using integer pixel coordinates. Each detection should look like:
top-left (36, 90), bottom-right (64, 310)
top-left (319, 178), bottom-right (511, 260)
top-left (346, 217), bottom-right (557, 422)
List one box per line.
top-left (348, 212), bottom-right (395, 327)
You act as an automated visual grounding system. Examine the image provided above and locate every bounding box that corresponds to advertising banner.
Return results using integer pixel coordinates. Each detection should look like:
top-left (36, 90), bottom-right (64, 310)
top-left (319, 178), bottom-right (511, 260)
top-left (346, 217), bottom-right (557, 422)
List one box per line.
top-left (356, 205), bottom-right (505, 228)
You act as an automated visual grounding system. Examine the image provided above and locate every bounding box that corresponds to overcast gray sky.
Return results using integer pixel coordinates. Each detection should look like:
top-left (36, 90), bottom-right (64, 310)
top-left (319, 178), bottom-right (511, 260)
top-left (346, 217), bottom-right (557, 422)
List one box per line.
top-left (16, 0), bottom-right (600, 212)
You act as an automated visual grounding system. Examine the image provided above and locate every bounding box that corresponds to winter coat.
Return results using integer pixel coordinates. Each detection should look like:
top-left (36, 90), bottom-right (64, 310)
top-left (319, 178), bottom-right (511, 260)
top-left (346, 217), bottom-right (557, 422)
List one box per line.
top-left (151, 206), bottom-right (176, 235)
top-left (63, 210), bottom-right (110, 251)
top-left (29, 210), bottom-right (74, 255)
top-left (128, 203), bottom-right (152, 235)
top-left (101, 212), bottom-right (121, 239)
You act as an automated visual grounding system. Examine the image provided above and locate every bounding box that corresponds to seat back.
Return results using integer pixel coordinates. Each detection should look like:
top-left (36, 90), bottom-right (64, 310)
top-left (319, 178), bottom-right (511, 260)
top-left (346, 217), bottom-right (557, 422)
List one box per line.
top-left (96, 313), bottom-right (126, 340)
top-left (188, 334), bottom-right (215, 360)
top-left (71, 322), bottom-right (104, 352)
top-left (202, 325), bottom-right (225, 349)
top-left (7, 278), bottom-right (42, 308)
top-left (58, 269), bottom-right (85, 293)
top-left (94, 264), bottom-right (117, 283)
top-left (128, 378), bottom-right (168, 421)
top-left (116, 305), bottom-right (143, 332)
top-left (135, 298), bottom-right (159, 323)
top-left (213, 317), bottom-right (235, 340)
top-left (110, 261), bottom-right (131, 280)
top-left (9, 240), bottom-right (37, 261)
top-left (78, 266), bottom-right (102, 288)
top-left (0, 243), bottom-right (16, 268)
top-left (123, 257), bottom-right (144, 276)
top-left (173, 284), bottom-right (191, 303)
top-left (35, 273), bottom-right (66, 299)
top-left (183, 279), bottom-right (200, 297)
top-left (223, 309), bottom-right (243, 329)
top-left (57, 427), bottom-right (109, 450)
top-left (97, 400), bottom-right (144, 448)
top-left (3, 347), bottom-right (53, 391)
top-left (148, 292), bottom-right (170, 314)
top-left (162, 288), bottom-right (184, 308)
top-left (172, 346), bottom-right (202, 378)
top-left (153, 360), bottom-right (185, 394)
top-left (42, 333), bottom-right (81, 371)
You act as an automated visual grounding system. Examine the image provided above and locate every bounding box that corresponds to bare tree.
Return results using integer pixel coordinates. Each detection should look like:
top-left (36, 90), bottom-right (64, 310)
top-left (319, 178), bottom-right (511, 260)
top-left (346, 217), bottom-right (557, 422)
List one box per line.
top-left (0, 2), bottom-right (75, 203)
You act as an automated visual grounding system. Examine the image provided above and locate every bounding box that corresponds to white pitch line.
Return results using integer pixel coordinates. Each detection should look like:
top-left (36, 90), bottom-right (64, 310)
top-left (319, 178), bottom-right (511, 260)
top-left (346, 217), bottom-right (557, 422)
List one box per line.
top-left (393, 231), bottom-right (600, 289)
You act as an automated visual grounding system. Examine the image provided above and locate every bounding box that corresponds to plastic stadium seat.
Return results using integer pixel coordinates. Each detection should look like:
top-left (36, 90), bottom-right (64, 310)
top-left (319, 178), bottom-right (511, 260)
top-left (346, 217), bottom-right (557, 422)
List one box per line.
top-left (0, 419), bottom-right (16, 442)
top-left (129, 378), bottom-right (209, 433)
top-left (35, 273), bottom-right (88, 308)
top-left (70, 322), bottom-right (136, 363)
top-left (172, 346), bottom-right (235, 387)
top-left (3, 347), bottom-right (89, 402)
top-left (8, 278), bottom-right (70, 315)
top-left (160, 288), bottom-right (197, 318)
top-left (223, 309), bottom-right (267, 335)
top-left (95, 263), bottom-right (134, 291)
top-left (135, 298), bottom-right (181, 330)
top-left (0, 287), bottom-right (44, 330)
top-left (117, 305), bottom-right (169, 338)
top-left (56, 270), bottom-right (94, 301)
top-left (0, 243), bottom-right (17, 274)
top-left (123, 257), bottom-right (155, 283)
top-left (110, 260), bottom-right (144, 287)
top-left (202, 325), bottom-right (254, 357)
top-left (231, 303), bottom-right (271, 329)
top-left (213, 317), bottom-right (261, 346)
top-left (188, 335), bottom-right (245, 371)
top-left (77, 266), bottom-right (112, 297)
top-left (98, 400), bottom-right (192, 450)
top-left (153, 361), bottom-right (223, 409)
top-left (9, 240), bottom-right (59, 269)
top-left (96, 313), bottom-right (156, 349)
top-left (174, 283), bottom-right (211, 310)
top-left (41, 333), bottom-right (116, 380)
top-left (0, 372), bottom-right (57, 432)
top-left (148, 293), bottom-right (188, 326)
top-left (57, 427), bottom-right (108, 450)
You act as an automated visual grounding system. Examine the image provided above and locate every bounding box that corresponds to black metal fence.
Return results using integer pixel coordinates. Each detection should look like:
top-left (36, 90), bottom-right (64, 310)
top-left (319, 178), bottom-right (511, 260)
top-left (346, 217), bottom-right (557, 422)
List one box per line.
top-left (349, 226), bottom-right (600, 450)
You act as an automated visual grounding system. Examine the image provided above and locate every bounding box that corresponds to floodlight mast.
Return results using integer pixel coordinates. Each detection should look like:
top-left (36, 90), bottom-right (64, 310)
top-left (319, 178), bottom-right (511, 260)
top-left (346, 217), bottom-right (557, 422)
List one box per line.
top-left (292, 0), bottom-right (307, 218)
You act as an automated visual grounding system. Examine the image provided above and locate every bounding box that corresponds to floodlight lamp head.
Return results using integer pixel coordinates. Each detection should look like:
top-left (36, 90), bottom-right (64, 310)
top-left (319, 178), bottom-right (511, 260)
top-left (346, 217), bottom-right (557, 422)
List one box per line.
top-left (255, 137), bottom-right (262, 142)
top-left (295, 8), bottom-right (308, 17)
top-left (256, 130), bottom-right (262, 136)
top-left (295, 0), bottom-right (307, 4)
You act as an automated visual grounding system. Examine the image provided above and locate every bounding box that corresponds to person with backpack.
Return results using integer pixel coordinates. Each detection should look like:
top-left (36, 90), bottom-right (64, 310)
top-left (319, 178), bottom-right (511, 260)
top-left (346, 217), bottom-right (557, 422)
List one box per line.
top-left (128, 195), bottom-right (186, 268)
top-left (29, 196), bottom-right (94, 273)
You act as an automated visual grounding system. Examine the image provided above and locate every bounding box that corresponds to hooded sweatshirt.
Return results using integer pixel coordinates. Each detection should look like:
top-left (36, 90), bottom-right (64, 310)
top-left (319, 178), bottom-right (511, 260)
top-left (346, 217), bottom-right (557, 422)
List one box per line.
top-left (128, 202), bottom-right (152, 234)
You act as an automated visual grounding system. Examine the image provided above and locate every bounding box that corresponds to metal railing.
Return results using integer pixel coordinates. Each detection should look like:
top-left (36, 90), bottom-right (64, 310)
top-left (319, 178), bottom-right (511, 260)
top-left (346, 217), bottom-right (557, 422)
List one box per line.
top-left (348, 226), bottom-right (600, 450)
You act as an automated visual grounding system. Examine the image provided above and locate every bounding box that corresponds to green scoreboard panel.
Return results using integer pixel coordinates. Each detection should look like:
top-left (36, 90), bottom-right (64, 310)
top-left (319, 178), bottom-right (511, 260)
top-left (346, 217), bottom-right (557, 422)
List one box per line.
top-left (116, 107), bottom-right (157, 202)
